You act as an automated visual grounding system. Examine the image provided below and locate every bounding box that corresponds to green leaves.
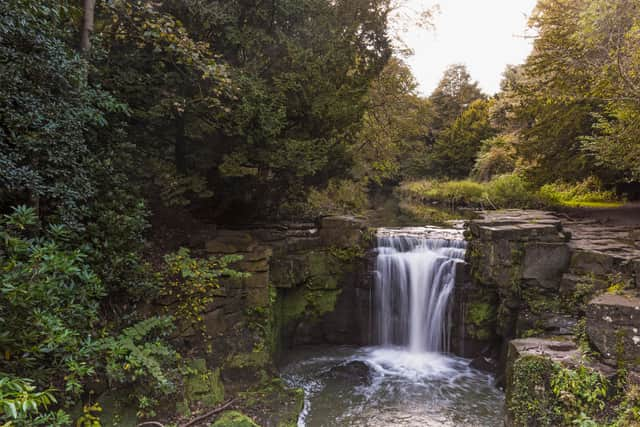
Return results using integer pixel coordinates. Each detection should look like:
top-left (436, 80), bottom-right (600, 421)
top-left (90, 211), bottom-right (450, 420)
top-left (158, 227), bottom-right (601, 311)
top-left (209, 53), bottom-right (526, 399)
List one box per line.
top-left (0, 375), bottom-right (57, 423)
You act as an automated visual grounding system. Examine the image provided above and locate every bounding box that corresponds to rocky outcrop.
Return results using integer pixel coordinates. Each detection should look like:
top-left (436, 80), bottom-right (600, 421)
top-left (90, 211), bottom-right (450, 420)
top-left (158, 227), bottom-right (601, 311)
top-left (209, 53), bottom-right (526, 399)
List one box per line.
top-left (165, 215), bottom-right (371, 425)
top-left (464, 210), bottom-right (640, 426)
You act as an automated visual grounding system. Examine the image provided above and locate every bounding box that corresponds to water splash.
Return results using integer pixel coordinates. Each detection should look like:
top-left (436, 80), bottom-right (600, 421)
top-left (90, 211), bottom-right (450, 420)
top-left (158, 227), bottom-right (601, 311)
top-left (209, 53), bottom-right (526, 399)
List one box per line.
top-left (374, 228), bottom-right (466, 353)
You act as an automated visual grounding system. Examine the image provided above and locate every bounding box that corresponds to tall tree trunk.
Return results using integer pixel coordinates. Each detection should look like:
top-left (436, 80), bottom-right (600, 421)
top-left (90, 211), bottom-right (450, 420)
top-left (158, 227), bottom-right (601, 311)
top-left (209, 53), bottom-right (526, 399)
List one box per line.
top-left (175, 115), bottom-right (187, 174)
top-left (80, 0), bottom-right (96, 52)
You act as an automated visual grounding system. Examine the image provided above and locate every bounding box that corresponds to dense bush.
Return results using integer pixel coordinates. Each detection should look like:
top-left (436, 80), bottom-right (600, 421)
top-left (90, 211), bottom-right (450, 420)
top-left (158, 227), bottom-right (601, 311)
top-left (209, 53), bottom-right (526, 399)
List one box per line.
top-left (485, 174), bottom-right (538, 209)
top-left (0, 207), bottom-right (103, 392)
top-left (472, 135), bottom-right (517, 181)
top-left (307, 179), bottom-right (370, 215)
top-left (538, 177), bottom-right (621, 208)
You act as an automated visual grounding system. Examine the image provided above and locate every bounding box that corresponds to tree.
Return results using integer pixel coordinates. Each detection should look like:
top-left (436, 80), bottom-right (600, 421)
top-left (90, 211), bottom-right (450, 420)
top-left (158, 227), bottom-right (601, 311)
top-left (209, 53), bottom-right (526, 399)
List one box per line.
top-left (508, 0), bottom-right (640, 184)
top-left (427, 99), bottom-right (497, 179)
top-left (428, 64), bottom-right (485, 134)
top-left (352, 57), bottom-right (432, 185)
top-left (80, 0), bottom-right (95, 52)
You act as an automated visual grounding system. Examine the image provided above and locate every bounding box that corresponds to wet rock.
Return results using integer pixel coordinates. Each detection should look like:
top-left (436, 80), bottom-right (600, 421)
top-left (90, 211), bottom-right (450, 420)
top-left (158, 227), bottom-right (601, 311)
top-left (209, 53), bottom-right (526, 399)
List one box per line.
top-left (326, 361), bottom-right (373, 385)
top-left (586, 293), bottom-right (640, 363)
top-left (470, 355), bottom-right (498, 372)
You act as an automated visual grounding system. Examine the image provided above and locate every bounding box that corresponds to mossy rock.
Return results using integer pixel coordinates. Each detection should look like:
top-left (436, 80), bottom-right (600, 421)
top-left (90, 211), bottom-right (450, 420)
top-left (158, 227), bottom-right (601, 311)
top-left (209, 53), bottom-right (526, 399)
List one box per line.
top-left (237, 378), bottom-right (303, 427)
top-left (506, 354), bottom-right (556, 426)
top-left (95, 391), bottom-right (138, 426)
top-left (211, 411), bottom-right (259, 427)
top-left (466, 302), bottom-right (496, 326)
top-left (178, 358), bottom-right (225, 416)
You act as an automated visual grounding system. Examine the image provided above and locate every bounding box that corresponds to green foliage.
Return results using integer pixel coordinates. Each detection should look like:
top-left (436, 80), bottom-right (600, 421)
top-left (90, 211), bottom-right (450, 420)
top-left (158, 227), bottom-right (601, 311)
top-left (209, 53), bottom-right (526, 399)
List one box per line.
top-left (428, 64), bottom-right (485, 133)
top-left (509, 354), bottom-right (611, 427)
top-left (0, 207), bottom-right (103, 391)
top-left (398, 180), bottom-right (486, 209)
top-left (427, 99), bottom-right (498, 179)
top-left (352, 57), bottom-right (432, 185)
top-left (211, 410), bottom-right (259, 427)
top-left (508, 355), bottom-right (556, 426)
top-left (399, 174), bottom-right (544, 211)
top-left (161, 248), bottom-right (248, 333)
top-left (0, 376), bottom-right (66, 427)
top-left (610, 384), bottom-right (640, 427)
top-left (472, 135), bottom-right (518, 181)
top-left (551, 365), bottom-right (608, 425)
top-left (0, 0), bottom-right (127, 227)
top-left (538, 177), bottom-right (622, 208)
top-left (96, 317), bottom-right (178, 417)
top-left (307, 179), bottom-right (369, 216)
top-left (485, 174), bottom-right (538, 209)
top-left (505, 0), bottom-right (640, 185)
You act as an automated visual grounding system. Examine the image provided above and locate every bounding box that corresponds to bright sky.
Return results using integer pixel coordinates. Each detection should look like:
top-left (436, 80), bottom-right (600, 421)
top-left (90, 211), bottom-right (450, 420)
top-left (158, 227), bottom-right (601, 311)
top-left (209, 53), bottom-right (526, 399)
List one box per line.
top-left (400, 0), bottom-right (538, 96)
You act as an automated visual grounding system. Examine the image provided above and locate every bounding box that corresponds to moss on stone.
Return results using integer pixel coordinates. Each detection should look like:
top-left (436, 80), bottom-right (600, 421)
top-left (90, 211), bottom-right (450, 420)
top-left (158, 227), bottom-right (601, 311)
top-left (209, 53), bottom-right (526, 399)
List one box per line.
top-left (225, 348), bottom-right (270, 370)
top-left (236, 378), bottom-right (303, 427)
top-left (521, 288), bottom-right (561, 314)
top-left (178, 358), bottom-right (225, 417)
top-left (507, 355), bottom-right (556, 426)
top-left (211, 411), bottom-right (259, 427)
top-left (280, 284), bottom-right (341, 326)
top-left (328, 245), bottom-right (365, 264)
top-left (466, 302), bottom-right (495, 326)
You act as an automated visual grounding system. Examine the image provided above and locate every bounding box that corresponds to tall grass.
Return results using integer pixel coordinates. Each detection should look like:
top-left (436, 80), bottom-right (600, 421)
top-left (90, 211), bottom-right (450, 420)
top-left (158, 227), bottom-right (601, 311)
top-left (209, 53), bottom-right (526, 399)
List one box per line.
top-left (398, 175), bottom-right (624, 211)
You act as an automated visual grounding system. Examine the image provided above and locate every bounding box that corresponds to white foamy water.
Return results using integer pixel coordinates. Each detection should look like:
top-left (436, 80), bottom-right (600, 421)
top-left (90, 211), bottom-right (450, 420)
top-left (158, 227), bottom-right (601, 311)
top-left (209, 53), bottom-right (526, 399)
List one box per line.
top-left (281, 346), bottom-right (504, 427)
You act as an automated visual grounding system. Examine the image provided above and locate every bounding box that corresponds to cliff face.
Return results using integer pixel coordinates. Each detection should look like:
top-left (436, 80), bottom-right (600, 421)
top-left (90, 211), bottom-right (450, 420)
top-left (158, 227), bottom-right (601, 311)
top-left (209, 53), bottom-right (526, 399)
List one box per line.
top-left (162, 216), bottom-right (372, 425)
top-left (459, 210), bottom-right (640, 426)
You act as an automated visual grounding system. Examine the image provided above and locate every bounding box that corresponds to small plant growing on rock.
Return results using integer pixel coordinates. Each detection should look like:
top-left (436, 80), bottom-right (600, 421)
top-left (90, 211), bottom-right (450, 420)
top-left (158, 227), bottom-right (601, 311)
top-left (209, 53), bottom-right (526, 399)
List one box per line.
top-left (161, 248), bottom-right (248, 334)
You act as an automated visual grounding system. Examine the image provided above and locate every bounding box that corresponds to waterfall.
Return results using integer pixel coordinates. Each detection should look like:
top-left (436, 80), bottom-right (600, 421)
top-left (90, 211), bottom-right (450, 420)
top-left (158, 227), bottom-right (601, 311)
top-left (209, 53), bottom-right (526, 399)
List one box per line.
top-left (374, 228), bottom-right (466, 353)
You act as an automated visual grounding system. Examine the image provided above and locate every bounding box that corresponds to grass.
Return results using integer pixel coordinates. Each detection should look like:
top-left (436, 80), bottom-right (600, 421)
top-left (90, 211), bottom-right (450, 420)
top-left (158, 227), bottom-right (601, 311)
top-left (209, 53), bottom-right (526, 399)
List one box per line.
top-left (398, 174), bottom-right (541, 210)
top-left (559, 200), bottom-right (624, 208)
top-left (398, 175), bottom-right (624, 213)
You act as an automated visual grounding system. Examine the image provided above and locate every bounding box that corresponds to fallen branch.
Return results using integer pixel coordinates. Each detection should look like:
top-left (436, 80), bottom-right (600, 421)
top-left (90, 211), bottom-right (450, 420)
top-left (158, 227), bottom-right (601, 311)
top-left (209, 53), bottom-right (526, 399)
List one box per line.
top-left (136, 422), bottom-right (166, 427)
top-left (180, 398), bottom-right (236, 427)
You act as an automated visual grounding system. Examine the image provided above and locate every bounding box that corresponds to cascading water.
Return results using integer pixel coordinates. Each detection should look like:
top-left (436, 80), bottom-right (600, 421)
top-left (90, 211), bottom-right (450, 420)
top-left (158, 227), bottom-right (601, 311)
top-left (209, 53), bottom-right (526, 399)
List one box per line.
top-left (374, 228), bottom-right (467, 353)
top-left (281, 226), bottom-right (504, 426)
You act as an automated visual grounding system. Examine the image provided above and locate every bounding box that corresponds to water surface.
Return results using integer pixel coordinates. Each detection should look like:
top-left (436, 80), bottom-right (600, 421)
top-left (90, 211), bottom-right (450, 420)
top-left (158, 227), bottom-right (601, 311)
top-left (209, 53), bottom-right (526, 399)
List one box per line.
top-left (280, 346), bottom-right (504, 427)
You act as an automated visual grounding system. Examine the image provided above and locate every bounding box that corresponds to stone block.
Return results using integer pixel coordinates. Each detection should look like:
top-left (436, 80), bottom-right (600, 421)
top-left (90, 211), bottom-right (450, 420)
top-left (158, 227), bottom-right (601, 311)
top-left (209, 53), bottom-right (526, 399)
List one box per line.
top-left (319, 215), bottom-right (366, 247)
top-left (586, 293), bottom-right (640, 363)
top-left (242, 272), bottom-right (269, 289)
top-left (522, 242), bottom-right (570, 288)
top-left (247, 286), bottom-right (270, 307)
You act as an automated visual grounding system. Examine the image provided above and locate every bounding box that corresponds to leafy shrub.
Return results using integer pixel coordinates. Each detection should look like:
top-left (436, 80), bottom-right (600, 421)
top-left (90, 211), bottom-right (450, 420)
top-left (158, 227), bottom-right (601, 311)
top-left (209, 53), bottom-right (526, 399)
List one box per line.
top-left (472, 135), bottom-right (517, 181)
top-left (398, 180), bottom-right (485, 208)
top-left (550, 365), bottom-right (607, 425)
top-left (0, 376), bottom-right (68, 427)
top-left (97, 316), bottom-right (178, 417)
top-left (538, 176), bottom-right (621, 207)
top-left (399, 175), bottom-right (540, 210)
top-left (0, 206), bottom-right (103, 391)
top-left (307, 179), bottom-right (369, 215)
top-left (485, 174), bottom-right (537, 209)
